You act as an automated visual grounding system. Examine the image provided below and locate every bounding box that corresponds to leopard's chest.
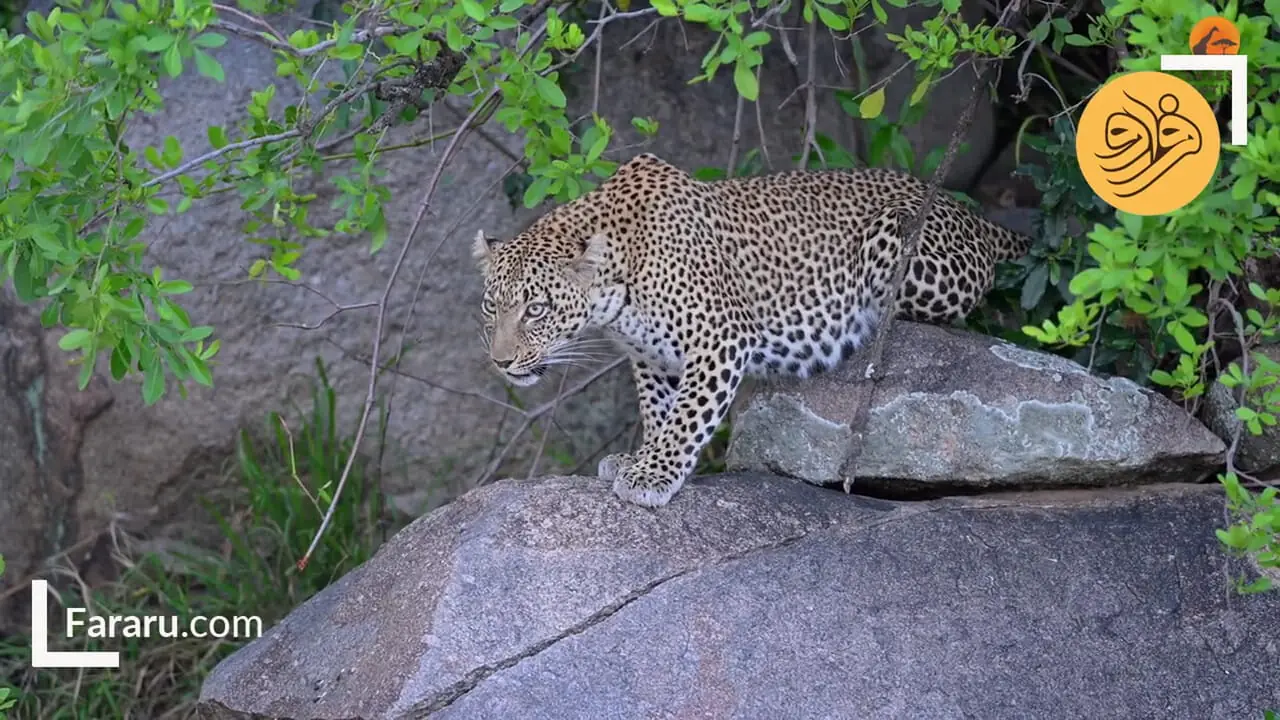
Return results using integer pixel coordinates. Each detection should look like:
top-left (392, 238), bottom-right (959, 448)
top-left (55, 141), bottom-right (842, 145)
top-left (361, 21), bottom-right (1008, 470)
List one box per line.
top-left (604, 304), bottom-right (684, 373)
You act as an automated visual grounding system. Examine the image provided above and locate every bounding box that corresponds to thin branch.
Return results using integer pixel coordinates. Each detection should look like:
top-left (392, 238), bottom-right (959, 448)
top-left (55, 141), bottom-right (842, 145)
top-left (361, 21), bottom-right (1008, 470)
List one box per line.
top-left (299, 15), bottom-right (555, 568)
top-left (592, 1), bottom-right (607, 115)
top-left (140, 130), bottom-right (299, 189)
top-left (841, 0), bottom-right (1024, 494)
top-left (211, 15), bottom-right (407, 58)
top-left (754, 60), bottom-right (773, 170)
top-left (728, 89), bottom-right (746, 175)
top-left (273, 301), bottom-right (379, 331)
top-left (470, 357), bottom-right (626, 488)
top-left (527, 369), bottom-right (571, 479)
top-left (322, 337), bottom-right (525, 414)
top-left (797, 15), bottom-right (818, 169)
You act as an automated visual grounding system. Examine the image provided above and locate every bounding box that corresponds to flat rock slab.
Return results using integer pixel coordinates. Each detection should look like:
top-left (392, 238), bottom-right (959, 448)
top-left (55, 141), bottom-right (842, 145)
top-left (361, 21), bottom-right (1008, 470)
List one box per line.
top-left (726, 322), bottom-right (1227, 491)
top-left (197, 475), bottom-right (1279, 720)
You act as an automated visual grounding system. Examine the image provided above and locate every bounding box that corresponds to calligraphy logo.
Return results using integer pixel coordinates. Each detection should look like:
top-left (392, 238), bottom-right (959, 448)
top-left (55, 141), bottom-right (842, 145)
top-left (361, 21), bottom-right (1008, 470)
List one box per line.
top-left (1189, 15), bottom-right (1241, 55)
top-left (1075, 71), bottom-right (1220, 216)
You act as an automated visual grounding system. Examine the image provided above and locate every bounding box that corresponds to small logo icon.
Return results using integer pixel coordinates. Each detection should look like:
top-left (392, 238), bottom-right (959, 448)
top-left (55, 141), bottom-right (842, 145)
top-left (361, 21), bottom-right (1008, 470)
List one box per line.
top-left (1075, 71), bottom-right (1220, 215)
top-left (1189, 16), bottom-right (1241, 55)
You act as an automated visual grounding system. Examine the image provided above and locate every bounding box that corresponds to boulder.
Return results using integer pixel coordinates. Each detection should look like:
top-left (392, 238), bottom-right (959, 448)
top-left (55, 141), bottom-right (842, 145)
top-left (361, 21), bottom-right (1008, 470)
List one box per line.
top-left (196, 475), bottom-right (1278, 719)
top-left (726, 322), bottom-right (1226, 493)
top-left (1202, 344), bottom-right (1280, 478)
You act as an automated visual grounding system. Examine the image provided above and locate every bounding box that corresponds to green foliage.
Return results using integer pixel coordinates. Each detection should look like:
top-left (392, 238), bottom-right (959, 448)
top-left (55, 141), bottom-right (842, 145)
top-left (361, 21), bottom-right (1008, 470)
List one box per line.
top-left (0, 362), bottom-right (396, 718)
top-left (0, 553), bottom-right (14, 720)
top-left (1001, 0), bottom-right (1279, 585)
top-left (1218, 471), bottom-right (1278, 593)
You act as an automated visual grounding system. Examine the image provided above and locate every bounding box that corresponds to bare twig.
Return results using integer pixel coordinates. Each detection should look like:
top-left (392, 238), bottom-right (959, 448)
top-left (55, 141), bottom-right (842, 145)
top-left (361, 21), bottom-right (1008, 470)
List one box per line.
top-left (592, 1), bottom-right (607, 115)
top-left (273, 301), bottom-right (380, 331)
top-left (527, 369), bottom-right (571, 478)
top-left (322, 337), bottom-right (524, 413)
top-left (299, 16), bottom-right (555, 568)
top-left (140, 130), bottom-right (299, 189)
top-left (211, 16), bottom-right (407, 58)
top-left (470, 357), bottom-right (626, 488)
top-left (841, 0), bottom-right (1024, 494)
top-left (728, 90), bottom-right (746, 175)
top-left (754, 61), bottom-right (773, 170)
top-left (1213, 298), bottom-right (1275, 490)
top-left (797, 15), bottom-right (819, 169)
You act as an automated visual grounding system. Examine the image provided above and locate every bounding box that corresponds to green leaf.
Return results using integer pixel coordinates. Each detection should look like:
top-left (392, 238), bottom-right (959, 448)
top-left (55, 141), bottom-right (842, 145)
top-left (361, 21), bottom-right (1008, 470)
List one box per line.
top-left (859, 87), bottom-right (886, 120)
top-left (1020, 263), bottom-right (1048, 309)
top-left (461, 0), bottom-right (486, 21)
top-left (140, 32), bottom-right (174, 52)
top-left (446, 20), bottom-right (465, 50)
top-left (534, 76), bottom-right (566, 107)
top-left (208, 125), bottom-right (228, 149)
top-left (332, 43), bottom-right (363, 60)
top-left (143, 359), bottom-right (166, 405)
top-left (1167, 321), bottom-right (1197, 354)
top-left (1232, 172), bottom-right (1257, 200)
top-left (160, 280), bottom-right (194, 294)
top-left (870, 0), bottom-right (887, 24)
top-left (194, 49), bottom-right (225, 82)
top-left (650, 0), bottom-right (677, 16)
top-left (58, 328), bottom-right (94, 351)
top-left (1163, 255), bottom-right (1188, 304)
top-left (733, 61), bottom-right (758, 101)
top-left (193, 32), bottom-right (227, 48)
top-left (685, 3), bottom-right (717, 22)
top-left (909, 75), bottom-right (932, 106)
top-left (816, 5), bottom-right (849, 30)
top-left (1027, 19), bottom-right (1050, 44)
top-left (162, 44), bottom-right (182, 76)
top-left (110, 345), bottom-right (130, 380)
top-left (523, 176), bottom-right (553, 206)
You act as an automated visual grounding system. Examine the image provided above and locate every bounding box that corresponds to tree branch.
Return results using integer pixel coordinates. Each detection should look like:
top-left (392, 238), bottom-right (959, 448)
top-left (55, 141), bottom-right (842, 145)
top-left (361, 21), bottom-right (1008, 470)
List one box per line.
top-left (841, 0), bottom-right (1024, 494)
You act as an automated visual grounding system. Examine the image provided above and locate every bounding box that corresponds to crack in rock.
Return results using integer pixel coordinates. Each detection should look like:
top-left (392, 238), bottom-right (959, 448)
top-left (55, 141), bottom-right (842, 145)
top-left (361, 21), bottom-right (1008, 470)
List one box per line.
top-left (407, 531), bottom-right (812, 717)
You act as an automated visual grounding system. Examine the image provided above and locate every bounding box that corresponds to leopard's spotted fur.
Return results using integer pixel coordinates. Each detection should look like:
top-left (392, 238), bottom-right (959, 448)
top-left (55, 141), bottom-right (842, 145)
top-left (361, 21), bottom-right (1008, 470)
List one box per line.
top-left (475, 153), bottom-right (1031, 507)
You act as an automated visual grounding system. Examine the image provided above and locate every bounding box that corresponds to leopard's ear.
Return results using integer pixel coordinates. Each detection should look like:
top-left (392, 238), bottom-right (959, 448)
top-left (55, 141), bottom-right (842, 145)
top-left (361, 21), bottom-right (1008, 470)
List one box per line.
top-left (567, 232), bottom-right (608, 287)
top-left (473, 229), bottom-right (498, 272)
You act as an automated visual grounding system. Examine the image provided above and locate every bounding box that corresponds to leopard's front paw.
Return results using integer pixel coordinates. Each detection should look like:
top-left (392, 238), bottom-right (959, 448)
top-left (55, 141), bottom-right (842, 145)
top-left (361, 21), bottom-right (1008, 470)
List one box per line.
top-left (597, 452), bottom-right (637, 483)
top-left (611, 456), bottom-right (681, 508)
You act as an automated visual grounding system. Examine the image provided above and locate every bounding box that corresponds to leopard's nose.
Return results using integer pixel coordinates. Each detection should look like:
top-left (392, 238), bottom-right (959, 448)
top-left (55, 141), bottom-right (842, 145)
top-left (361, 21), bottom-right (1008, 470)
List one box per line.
top-left (493, 358), bottom-right (513, 370)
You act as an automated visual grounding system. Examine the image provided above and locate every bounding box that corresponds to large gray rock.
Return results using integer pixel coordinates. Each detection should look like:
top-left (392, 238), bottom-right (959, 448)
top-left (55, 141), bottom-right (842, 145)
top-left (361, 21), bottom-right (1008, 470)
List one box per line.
top-left (196, 475), bottom-right (1278, 719)
top-left (1202, 344), bottom-right (1280, 479)
top-left (726, 322), bottom-right (1226, 493)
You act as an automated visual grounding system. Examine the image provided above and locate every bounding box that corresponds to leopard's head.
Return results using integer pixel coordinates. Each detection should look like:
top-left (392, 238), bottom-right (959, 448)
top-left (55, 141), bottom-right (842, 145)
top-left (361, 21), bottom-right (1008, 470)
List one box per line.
top-left (472, 223), bottom-right (608, 387)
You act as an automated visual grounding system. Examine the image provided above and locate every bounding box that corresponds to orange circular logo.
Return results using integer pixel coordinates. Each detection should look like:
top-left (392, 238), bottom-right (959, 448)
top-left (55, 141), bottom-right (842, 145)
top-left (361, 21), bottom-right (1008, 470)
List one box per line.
top-left (1075, 71), bottom-right (1220, 216)
top-left (1189, 16), bottom-right (1241, 55)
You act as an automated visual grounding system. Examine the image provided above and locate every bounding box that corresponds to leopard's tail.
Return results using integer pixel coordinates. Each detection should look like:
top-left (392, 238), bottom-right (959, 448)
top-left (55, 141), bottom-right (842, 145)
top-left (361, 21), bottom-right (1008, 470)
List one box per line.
top-left (980, 216), bottom-right (1034, 262)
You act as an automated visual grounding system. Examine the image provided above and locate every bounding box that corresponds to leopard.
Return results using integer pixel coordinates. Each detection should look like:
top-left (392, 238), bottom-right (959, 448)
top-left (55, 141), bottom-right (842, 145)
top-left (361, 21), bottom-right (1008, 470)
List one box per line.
top-left (474, 152), bottom-right (1031, 508)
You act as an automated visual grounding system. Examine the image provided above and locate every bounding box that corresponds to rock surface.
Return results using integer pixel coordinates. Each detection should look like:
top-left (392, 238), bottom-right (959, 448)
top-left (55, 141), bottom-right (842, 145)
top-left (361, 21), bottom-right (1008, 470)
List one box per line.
top-left (726, 321), bottom-right (1227, 493)
top-left (196, 475), bottom-right (1278, 720)
top-left (1202, 344), bottom-right (1280, 478)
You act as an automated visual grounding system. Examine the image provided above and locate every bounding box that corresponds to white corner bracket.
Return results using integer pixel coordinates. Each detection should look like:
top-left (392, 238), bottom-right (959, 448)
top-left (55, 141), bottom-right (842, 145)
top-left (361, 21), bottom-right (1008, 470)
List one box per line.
top-left (1160, 54), bottom-right (1249, 146)
top-left (30, 579), bottom-right (120, 668)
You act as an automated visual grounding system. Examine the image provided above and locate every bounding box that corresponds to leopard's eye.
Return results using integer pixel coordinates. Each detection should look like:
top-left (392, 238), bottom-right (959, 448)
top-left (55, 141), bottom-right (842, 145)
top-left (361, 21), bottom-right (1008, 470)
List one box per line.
top-left (524, 301), bottom-right (547, 320)
top-left (481, 297), bottom-right (496, 316)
